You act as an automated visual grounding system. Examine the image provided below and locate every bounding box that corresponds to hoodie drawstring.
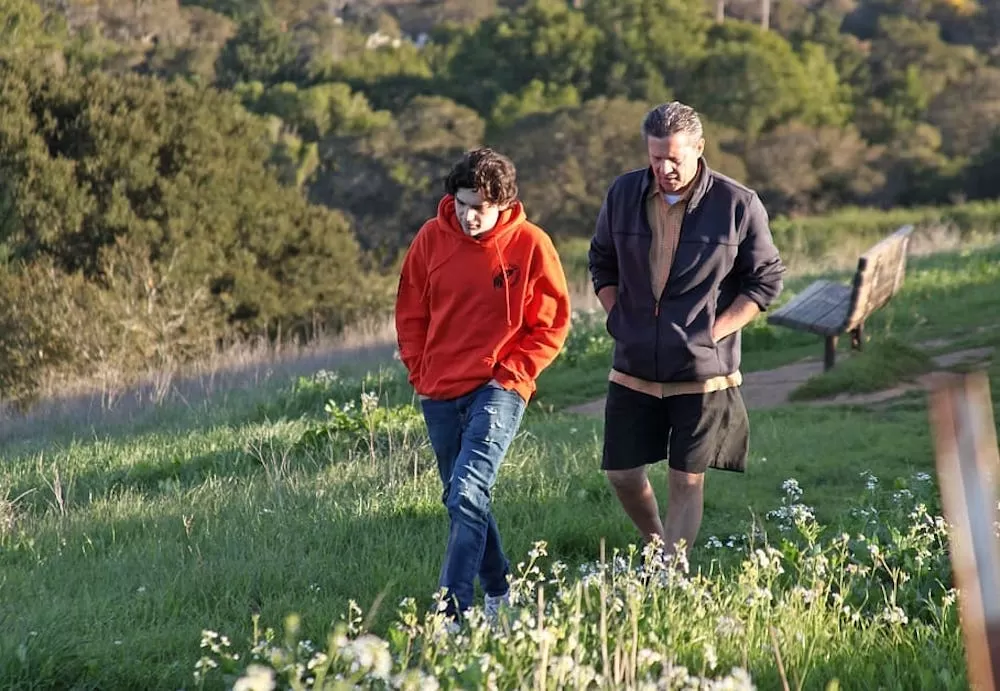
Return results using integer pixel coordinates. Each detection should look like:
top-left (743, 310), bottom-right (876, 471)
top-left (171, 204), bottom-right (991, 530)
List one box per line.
top-left (494, 238), bottom-right (512, 327)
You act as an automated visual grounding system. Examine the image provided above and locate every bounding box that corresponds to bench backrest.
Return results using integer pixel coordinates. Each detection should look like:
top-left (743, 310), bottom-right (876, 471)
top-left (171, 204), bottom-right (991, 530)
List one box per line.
top-left (844, 224), bottom-right (914, 330)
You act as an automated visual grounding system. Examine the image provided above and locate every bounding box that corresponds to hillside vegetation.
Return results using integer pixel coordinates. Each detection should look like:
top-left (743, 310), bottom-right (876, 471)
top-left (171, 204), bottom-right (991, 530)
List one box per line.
top-left (4, 0), bottom-right (1000, 405)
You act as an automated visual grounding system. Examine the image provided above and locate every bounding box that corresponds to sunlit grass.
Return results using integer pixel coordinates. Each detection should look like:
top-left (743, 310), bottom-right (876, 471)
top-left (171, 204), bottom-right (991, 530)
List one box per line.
top-left (1, 243), bottom-right (998, 689)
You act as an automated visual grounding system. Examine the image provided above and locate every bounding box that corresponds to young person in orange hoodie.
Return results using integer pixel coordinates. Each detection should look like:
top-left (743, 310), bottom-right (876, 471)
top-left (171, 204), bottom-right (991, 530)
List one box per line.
top-left (395, 147), bottom-right (571, 622)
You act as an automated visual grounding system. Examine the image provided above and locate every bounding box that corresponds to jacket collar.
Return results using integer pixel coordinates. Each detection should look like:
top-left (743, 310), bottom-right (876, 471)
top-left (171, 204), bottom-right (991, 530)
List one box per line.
top-left (640, 157), bottom-right (712, 211)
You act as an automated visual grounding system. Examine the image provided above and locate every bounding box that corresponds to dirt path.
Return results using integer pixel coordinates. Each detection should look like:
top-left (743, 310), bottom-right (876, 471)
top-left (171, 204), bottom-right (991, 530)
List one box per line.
top-left (564, 346), bottom-right (995, 416)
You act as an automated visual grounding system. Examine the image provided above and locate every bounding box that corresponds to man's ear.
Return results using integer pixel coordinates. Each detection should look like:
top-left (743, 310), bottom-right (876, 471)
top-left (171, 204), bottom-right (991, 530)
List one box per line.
top-left (696, 137), bottom-right (706, 156)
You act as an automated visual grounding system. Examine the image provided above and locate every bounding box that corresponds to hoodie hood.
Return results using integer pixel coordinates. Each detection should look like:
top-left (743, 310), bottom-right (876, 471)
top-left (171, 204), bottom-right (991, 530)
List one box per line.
top-left (433, 195), bottom-right (528, 327)
top-left (436, 195), bottom-right (527, 243)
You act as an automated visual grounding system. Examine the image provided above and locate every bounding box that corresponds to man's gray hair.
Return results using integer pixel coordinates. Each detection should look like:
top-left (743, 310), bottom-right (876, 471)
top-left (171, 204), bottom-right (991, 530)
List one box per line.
top-left (641, 101), bottom-right (704, 141)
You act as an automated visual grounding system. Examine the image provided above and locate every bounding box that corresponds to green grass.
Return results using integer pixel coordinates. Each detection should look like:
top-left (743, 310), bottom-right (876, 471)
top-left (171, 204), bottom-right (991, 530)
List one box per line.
top-left (789, 337), bottom-right (935, 401)
top-left (1, 243), bottom-right (999, 689)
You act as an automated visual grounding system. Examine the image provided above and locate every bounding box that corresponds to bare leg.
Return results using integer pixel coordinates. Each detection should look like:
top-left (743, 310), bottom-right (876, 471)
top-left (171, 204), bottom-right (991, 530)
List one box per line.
top-left (606, 467), bottom-right (665, 544)
top-left (664, 468), bottom-right (705, 557)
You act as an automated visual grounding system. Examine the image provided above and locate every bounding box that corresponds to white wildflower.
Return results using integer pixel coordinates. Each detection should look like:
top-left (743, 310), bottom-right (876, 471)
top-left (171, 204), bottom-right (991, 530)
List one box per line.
top-left (781, 478), bottom-right (803, 501)
top-left (394, 669), bottom-right (441, 691)
top-left (360, 391), bottom-right (379, 416)
top-left (860, 470), bottom-right (879, 491)
top-left (716, 615), bottom-right (745, 638)
top-left (704, 642), bottom-right (718, 671)
top-left (346, 634), bottom-right (392, 678)
top-left (879, 605), bottom-right (909, 626)
top-left (791, 586), bottom-right (818, 604)
top-left (232, 664), bottom-right (276, 691)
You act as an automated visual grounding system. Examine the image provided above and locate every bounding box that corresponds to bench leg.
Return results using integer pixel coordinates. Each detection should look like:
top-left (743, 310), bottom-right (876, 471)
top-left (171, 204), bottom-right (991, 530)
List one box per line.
top-left (851, 323), bottom-right (865, 351)
top-left (825, 335), bottom-right (838, 371)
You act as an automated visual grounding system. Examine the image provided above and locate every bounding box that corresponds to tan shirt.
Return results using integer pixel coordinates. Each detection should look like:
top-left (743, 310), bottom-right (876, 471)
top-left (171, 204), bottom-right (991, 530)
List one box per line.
top-left (610, 176), bottom-right (742, 398)
top-left (647, 182), bottom-right (687, 301)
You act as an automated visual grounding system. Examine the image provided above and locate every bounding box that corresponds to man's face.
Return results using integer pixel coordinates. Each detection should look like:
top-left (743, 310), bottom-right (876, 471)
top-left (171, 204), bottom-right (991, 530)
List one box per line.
top-left (646, 132), bottom-right (705, 194)
top-left (454, 188), bottom-right (505, 236)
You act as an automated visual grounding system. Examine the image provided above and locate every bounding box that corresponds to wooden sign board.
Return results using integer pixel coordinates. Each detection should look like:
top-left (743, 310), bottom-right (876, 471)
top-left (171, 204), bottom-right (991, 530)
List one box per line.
top-left (929, 371), bottom-right (1000, 691)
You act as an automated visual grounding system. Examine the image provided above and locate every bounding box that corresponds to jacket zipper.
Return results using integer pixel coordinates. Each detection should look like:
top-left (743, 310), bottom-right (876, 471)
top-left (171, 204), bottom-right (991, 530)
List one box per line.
top-left (653, 203), bottom-right (693, 380)
top-left (654, 298), bottom-right (660, 380)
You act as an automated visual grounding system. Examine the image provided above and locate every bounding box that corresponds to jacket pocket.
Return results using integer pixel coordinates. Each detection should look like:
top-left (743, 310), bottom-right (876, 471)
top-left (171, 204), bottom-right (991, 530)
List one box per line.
top-left (689, 309), bottom-right (718, 352)
top-left (610, 299), bottom-right (658, 380)
top-left (705, 285), bottom-right (721, 348)
top-left (653, 305), bottom-right (719, 381)
top-left (605, 302), bottom-right (620, 338)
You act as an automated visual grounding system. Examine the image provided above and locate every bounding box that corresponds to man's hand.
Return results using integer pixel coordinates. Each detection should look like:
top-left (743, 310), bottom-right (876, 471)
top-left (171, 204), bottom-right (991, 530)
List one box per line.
top-left (712, 295), bottom-right (761, 342)
top-left (597, 285), bottom-right (618, 314)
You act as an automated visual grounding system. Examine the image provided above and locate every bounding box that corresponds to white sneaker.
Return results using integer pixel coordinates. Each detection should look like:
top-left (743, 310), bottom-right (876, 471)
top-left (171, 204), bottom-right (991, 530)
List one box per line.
top-left (484, 592), bottom-right (510, 621)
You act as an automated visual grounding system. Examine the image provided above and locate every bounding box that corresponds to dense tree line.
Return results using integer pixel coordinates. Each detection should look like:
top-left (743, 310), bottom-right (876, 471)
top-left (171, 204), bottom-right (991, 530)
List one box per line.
top-left (3, 0), bottom-right (1000, 404)
top-left (137, 0), bottom-right (1000, 244)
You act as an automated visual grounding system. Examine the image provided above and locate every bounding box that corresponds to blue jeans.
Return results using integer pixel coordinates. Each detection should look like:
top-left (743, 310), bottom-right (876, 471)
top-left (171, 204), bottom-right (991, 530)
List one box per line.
top-left (421, 382), bottom-right (526, 617)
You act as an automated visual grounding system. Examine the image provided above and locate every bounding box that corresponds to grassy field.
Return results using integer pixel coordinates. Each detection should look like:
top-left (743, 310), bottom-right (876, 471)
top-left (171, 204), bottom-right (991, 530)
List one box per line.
top-left (1, 241), bottom-right (999, 689)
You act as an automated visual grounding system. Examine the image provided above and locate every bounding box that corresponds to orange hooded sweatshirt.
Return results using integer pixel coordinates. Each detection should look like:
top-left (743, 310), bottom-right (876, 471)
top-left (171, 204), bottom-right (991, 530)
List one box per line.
top-left (395, 195), bottom-right (571, 402)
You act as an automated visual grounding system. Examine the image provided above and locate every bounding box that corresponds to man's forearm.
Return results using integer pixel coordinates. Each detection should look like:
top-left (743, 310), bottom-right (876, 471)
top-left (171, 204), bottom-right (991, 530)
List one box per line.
top-left (712, 295), bottom-right (760, 342)
top-left (597, 285), bottom-right (618, 314)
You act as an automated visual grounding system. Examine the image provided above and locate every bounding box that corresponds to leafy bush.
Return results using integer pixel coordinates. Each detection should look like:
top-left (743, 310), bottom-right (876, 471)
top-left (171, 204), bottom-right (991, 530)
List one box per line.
top-left (0, 261), bottom-right (109, 408)
top-left (294, 391), bottom-right (424, 458)
top-left (554, 309), bottom-right (612, 368)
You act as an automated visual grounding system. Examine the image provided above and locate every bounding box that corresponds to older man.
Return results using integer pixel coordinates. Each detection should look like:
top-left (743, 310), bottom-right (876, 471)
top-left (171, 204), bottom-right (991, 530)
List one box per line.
top-left (588, 101), bottom-right (785, 558)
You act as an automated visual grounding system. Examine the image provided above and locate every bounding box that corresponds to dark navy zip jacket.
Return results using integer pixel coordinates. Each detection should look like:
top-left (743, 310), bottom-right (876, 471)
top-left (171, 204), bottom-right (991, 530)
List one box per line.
top-left (588, 160), bottom-right (785, 383)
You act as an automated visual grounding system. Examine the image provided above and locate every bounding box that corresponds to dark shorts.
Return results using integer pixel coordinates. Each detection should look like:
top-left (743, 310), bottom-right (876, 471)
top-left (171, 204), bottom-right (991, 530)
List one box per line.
top-left (601, 382), bottom-right (750, 474)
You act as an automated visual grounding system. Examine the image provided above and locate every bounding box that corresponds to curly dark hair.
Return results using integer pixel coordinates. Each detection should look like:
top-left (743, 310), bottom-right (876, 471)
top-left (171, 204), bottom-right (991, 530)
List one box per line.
top-left (444, 147), bottom-right (519, 207)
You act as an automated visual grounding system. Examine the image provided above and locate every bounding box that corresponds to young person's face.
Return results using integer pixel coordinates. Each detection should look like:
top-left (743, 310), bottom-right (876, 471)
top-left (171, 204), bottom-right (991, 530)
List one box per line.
top-left (646, 132), bottom-right (705, 194)
top-left (454, 187), bottom-right (505, 236)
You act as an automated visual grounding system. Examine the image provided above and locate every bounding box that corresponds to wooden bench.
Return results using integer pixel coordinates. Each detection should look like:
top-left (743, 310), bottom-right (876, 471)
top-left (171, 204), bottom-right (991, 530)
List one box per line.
top-left (767, 224), bottom-right (914, 371)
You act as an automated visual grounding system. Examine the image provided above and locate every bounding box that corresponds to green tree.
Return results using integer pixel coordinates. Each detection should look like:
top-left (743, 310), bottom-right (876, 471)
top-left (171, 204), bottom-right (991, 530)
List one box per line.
top-left (493, 98), bottom-right (746, 239)
top-left (140, 6), bottom-right (235, 84)
top-left (488, 79), bottom-right (580, 131)
top-left (964, 131), bottom-right (1000, 199)
top-left (215, 11), bottom-right (303, 88)
top-left (861, 16), bottom-right (981, 140)
top-left (689, 22), bottom-right (849, 138)
top-left (744, 122), bottom-right (885, 214)
top-left (0, 56), bottom-right (377, 339)
top-left (444, 0), bottom-right (601, 114)
top-left (243, 80), bottom-right (392, 140)
top-left (310, 95), bottom-right (486, 257)
top-left (583, 0), bottom-right (711, 100)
